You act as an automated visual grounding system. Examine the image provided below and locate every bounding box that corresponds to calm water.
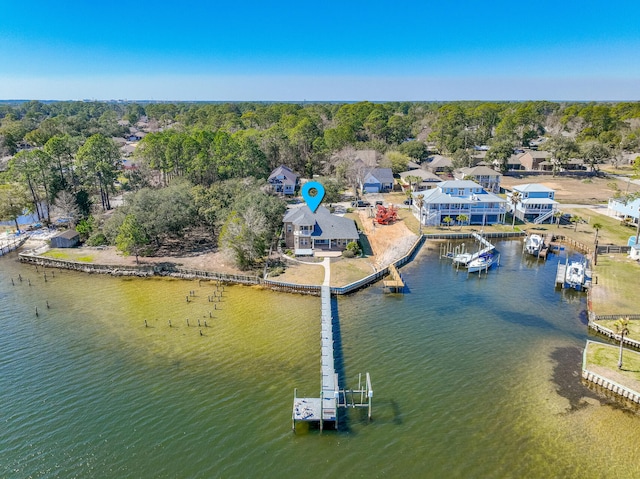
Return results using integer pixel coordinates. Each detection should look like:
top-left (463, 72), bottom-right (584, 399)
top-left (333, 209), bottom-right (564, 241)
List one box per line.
top-left (1, 240), bottom-right (639, 479)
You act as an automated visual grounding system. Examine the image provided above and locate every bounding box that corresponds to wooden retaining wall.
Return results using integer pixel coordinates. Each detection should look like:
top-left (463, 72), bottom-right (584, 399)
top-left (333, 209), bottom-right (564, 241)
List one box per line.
top-left (582, 342), bottom-right (640, 405)
top-left (552, 235), bottom-right (592, 254)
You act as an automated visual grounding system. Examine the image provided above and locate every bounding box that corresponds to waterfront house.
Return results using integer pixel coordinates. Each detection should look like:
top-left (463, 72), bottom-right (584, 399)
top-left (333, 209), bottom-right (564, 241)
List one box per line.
top-left (361, 167), bottom-right (394, 193)
top-left (50, 229), bottom-right (80, 248)
top-left (411, 180), bottom-right (506, 226)
top-left (453, 165), bottom-right (502, 193)
top-left (283, 206), bottom-right (359, 256)
top-left (268, 165), bottom-right (298, 196)
top-left (508, 183), bottom-right (558, 224)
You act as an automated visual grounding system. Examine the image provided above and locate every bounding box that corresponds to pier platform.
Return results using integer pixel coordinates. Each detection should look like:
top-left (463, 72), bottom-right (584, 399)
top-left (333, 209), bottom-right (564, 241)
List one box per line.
top-left (293, 284), bottom-right (372, 431)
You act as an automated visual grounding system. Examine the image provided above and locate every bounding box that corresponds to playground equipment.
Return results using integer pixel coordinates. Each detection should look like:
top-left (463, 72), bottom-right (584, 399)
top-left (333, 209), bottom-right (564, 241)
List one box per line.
top-left (375, 204), bottom-right (398, 225)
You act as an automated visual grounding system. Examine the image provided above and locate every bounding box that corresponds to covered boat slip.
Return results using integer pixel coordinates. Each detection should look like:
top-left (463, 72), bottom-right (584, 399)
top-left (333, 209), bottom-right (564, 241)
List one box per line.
top-left (293, 285), bottom-right (372, 431)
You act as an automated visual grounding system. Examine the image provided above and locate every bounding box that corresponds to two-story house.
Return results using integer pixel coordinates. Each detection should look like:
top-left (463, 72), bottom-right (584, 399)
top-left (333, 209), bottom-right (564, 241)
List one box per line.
top-left (283, 206), bottom-right (359, 256)
top-left (507, 184), bottom-right (558, 224)
top-left (268, 165), bottom-right (298, 195)
top-left (412, 180), bottom-right (506, 226)
top-left (453, 166), bottom-right (502, 193)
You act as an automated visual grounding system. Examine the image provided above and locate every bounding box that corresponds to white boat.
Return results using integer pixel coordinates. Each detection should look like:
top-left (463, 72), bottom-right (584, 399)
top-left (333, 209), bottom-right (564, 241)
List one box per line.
top-left (524, 234), bottom-right (543, 256)
top-left (565, 260), bottom-right (585, 290)
top-left (452, 252), bottom-right (473, 265)
top-left (466, 253), bottom-right (498, 273)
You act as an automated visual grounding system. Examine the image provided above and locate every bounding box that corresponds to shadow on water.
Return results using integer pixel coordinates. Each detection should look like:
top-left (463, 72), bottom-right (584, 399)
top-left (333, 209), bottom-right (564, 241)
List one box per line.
top-left (330, 295), bottom-right (350, 432)
top-left (550, 346), bottom-right (605, 412)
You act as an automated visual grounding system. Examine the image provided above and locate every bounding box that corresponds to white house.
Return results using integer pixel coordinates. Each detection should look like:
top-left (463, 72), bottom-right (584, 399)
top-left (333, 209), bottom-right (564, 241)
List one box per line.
top-left (412, 180), bottom-right (506, 226)
top-left (507, 184), bottom-right (558, 224)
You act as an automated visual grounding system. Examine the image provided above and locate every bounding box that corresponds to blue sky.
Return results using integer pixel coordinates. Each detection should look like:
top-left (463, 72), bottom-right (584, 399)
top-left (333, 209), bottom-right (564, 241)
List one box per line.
top-left (1, 0), bottom-right (639, 101)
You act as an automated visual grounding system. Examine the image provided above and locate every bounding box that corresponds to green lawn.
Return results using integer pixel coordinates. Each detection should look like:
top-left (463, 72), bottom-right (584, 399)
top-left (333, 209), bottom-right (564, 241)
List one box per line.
top-left (590, 255), bottom-right (640, 315)
top-left (585, 342), bottom-right (640, 393)
top-left (595, 319), bottom-right (640, 342)
top-left (42, 249), bottom-right (95, 263)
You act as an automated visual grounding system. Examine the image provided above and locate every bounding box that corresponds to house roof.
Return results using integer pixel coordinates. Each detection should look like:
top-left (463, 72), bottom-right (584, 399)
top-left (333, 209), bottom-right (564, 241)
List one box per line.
top-left (268, 165), bottom-right (298, 186)
top-left (284, 206), bottom-right (359, 240)
top-left (513, 183), bottom-right (555, 193)
top-left (364, 167), bottom-right (394, 185)
top-left (507, 157), bottom-right (523, 166)
top-left (283, 205), bottom-right (316, 226)
top-left (399, 169), bottom-right (441, 182)
top-left (413, 188), bottom-right (505, 205)
top-left (438, 180), bottom-right (484, 189)
top-left (406, 160), bottom-right (421, 170)
top-left (427, 155), bottom-right (453, 168)
top-left (521, 198), bottom-right (557, 205)
top-left (53, 229), bottom-right (79, 240)
top-left (354, 149), bottom-right (379, 167)
top-left (457, 166), bottom-right (501, 177)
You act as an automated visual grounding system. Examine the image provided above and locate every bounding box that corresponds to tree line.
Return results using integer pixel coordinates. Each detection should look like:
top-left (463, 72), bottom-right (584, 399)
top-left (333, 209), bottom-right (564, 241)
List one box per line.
top-left (2, 100), bottom-right (640, 269)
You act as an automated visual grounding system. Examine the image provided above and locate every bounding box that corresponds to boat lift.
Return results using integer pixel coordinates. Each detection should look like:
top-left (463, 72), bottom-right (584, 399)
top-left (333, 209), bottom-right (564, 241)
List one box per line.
top-left (441, 232), bottom-right (496, 266)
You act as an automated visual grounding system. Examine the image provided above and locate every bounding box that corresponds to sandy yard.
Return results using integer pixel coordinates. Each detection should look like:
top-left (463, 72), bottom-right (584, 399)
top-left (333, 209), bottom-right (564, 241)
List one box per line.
top-left (355, 207), bottom-right (418, 269)
top-left (501, 175), bottom-right (640, 204)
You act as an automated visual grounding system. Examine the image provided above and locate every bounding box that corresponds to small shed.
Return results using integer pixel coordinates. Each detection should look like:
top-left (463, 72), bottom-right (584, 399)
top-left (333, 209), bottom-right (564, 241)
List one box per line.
top-left (50, 229), bottom-right (80, 248)
top-left (630, 244), bottom-right (640, 261)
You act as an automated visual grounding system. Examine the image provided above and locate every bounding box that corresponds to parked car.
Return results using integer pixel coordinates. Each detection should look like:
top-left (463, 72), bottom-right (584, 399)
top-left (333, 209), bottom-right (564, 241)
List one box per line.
top-left (403, 199), bottom-right (413, 205)
top-left (351, 200), bottom-right (371, 207)
top-left (375, 200), bottom-right (384, 206)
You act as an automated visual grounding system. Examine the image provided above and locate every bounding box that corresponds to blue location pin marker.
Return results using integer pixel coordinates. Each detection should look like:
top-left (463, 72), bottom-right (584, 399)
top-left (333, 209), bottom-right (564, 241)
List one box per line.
top-left (301, 181), bottom-right (325, 213)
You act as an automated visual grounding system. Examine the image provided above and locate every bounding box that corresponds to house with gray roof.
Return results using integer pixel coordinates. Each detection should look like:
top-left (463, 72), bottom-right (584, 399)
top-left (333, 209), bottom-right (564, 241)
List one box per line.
top-left (412, 180), bottom-right (506, 226)
top-left (268, 165), bottom-right (298, 195)
top-left (50, 229), bottom-right (80, 248)
top-left (425, 155), bottom-right (453, 173)
top-left (361, 167), bottom-right (394, 193)
top-left (283, 206), bottom-right (359, 256)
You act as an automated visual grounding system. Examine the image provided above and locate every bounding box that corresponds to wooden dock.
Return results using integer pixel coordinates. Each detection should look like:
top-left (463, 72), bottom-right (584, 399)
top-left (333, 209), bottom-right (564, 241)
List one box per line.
top-left (293, 286), bottom-right (338, 429)
top-left (383, 264), bottom-right (404, 292)
top-left (537, 233), bottom-right (553, 259)
top-left (555, 263), bottom-right (566, 287)
top-left (293, 285), bottom-right (373, 431)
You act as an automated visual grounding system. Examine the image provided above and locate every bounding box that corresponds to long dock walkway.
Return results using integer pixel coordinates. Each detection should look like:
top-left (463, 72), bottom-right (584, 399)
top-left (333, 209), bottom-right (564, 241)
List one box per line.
top-left (292, 258), bottom-right (372, 431)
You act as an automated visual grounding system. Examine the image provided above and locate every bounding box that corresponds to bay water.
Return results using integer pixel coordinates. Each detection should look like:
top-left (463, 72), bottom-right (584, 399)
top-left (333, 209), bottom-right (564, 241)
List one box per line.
top-left (1, 240), bottom-right (639, 478)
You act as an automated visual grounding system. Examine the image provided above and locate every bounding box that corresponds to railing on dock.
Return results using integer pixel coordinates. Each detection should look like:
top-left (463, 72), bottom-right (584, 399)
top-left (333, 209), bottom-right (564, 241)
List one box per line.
top-left (292, 285), bottom-right (373, 432)
top-left (0, 236), bottom-right (28, 257)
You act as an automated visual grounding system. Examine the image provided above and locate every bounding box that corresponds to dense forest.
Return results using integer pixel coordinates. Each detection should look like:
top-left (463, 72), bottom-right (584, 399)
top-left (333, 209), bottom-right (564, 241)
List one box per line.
top-left (1, 100), bottom-right (640, 269)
